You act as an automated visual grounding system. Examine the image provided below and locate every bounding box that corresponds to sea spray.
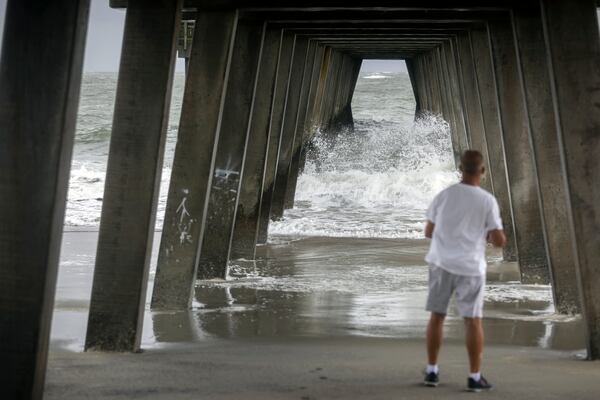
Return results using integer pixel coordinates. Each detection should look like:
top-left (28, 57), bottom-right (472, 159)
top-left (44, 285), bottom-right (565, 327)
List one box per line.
top-left (268, 113), bottom-right (459, 239)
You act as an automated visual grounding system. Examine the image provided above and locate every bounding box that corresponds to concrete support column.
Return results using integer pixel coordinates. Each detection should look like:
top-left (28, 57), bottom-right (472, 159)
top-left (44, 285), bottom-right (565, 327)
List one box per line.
top-left (284, 41), bottom-right (317, 209)
top-left (513, 6), bottom-right (580, 313)
top-left (406, 58), bottom-right (422, 117)
top-left (489, 17), bottom-right (550, 284)
top-left (296, 44), bottom-right (328, 176)
top-left (435, 47), bottom-right (461, 164)
top-left (320, 51), bottom-right (343, 131)
top-left (303, 45), bottom-right (327, 137)
top-left (470, 27), bottom-right (518, 262)
top-left (283, 40), bottom-right (318, 210)
top-left (456, 33), bottom-right (494, 193)
top-left (541, 0), bottom-right (600, 357)
top-left (229, 28), bottom-right (282, 262)
top-left (269, 37), bottom-right (309, 220)
top-left (256, 33), bottom-right (296, 244)
top-left (418, 56), bottom-right (432, 112)
top-left (151, 11), bottom-right (238, 309)
top-left (195, 20), bottom-right (266, 279)
top-left (0, 0), bottom-right (89, 397)
top-left (443, 40), bottom-right (470, 152)
top-left (85, 0), bottom-right (181, 351)
top-left (428, 51), bottom-right (443, 115)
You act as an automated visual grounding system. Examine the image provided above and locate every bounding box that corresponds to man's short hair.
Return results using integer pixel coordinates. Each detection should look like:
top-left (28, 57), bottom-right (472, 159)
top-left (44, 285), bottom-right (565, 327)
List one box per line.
top-left (460, 150), bottom-right (484, 175)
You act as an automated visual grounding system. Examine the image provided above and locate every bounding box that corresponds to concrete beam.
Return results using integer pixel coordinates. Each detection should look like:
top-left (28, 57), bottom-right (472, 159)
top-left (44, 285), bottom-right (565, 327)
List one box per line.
top-left (488, 16), bottom-right (550, 284)
top-left (230, 27), bottom-right (282, 262)
top-left (541, 0), bottom-right (600, 358)
top-left (0, 0), bottom-right (89, 397)
top-left (151, 11), bottom-right (238, 309)
top-left (85, 0), bottom-right (181, 352)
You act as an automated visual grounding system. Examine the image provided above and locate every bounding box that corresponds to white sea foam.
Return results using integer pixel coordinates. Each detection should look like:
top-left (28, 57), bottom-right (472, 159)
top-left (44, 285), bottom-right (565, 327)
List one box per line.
top-left (363, 74), bottom-right (389, 79)
top-left (269, 112), bottom-right (458, 239)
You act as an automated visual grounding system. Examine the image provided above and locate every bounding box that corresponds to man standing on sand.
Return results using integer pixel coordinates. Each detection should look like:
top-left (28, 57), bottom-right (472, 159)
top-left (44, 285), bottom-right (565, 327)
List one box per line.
top-left (422, 150), bottom-right (506, 392)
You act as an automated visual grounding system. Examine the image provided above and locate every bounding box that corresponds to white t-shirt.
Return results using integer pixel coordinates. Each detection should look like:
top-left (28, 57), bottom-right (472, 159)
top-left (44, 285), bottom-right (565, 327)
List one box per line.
top-left (425, 183), bottom-right (503, 276)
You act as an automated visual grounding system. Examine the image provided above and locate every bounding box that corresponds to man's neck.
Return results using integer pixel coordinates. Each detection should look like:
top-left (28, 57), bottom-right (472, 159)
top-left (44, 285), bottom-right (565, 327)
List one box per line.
top-left (461, 175), bottom-right (481, 187)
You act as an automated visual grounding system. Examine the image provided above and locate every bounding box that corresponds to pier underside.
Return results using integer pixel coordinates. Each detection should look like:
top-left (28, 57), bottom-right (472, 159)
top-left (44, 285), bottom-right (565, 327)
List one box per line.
top-left (1, 0), bottom-right (600, 398)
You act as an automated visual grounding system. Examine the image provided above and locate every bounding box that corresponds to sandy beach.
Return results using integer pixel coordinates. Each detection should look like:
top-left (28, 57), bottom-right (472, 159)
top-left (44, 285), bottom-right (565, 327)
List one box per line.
top-left (45, 230), bottom-right (595, 398)
top-left (46, 336), bottom-right (600, 399)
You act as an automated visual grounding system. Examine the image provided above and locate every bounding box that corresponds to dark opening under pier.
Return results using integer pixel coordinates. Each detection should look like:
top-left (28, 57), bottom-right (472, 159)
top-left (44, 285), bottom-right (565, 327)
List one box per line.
top-left (1, 1), bottom-right (600, 399)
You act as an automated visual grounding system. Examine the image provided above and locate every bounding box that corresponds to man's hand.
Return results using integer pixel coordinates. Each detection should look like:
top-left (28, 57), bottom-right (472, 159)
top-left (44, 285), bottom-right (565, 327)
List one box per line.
top-left (487, 229), bottom-right (506, 248)
top-left (425, 221), bottom-right (435, 239)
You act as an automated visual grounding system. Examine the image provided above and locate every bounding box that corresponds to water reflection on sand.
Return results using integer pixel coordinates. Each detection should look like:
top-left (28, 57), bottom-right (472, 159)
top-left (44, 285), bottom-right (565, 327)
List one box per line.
top-left (52, 232), bottom-right (584, 352)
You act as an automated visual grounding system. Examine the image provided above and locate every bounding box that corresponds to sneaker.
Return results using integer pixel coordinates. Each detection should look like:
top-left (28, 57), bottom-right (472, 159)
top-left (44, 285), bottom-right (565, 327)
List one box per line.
top-left (423, 371), bottom-right (439, 387)
top-left (467, 376), bottom-right (493, 392)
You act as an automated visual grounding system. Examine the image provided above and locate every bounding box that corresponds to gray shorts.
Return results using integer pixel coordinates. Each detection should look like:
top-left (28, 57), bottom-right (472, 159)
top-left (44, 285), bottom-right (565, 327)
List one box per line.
top-left (426, 265), bottom-right (485, 318)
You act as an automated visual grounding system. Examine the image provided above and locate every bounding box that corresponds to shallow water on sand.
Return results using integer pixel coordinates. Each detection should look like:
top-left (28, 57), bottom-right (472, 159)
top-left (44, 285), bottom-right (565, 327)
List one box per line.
top-left (52, 232), bottom-right (584, 353)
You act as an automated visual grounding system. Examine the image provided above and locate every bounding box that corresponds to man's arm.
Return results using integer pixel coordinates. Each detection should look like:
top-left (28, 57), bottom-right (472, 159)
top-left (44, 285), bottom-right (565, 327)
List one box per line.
top-left (425, 221), bottom-right (435, 239)
top-left (487, 229), bottom-right (506, 248)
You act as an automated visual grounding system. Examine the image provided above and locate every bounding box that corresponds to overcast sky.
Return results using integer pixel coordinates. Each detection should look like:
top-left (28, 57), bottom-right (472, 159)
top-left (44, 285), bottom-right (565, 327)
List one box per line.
top-left (0, 2), bottom-right (598, 73)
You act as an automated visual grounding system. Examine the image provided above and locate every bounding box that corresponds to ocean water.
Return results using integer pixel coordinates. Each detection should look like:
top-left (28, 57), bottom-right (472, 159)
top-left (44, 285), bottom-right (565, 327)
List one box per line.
top-left (270, 71), bottom-right (457, 238)
top-left (67, 70), bottom-right (457, 239)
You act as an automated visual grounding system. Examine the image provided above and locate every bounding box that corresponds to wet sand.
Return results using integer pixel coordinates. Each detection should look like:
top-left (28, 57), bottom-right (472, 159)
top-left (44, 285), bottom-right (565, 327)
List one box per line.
top-left (46, 337), bottom-right (600, 399)
top-left (46, 230), bottom-right (596, 398)
top-left (52, 231), bottom-right (585, 352)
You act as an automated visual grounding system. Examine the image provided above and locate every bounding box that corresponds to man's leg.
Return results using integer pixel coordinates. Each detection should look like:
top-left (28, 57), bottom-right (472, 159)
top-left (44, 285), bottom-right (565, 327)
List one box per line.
top-left (464, 317), bottom-right (484, 373)
top-left (427, 312), bottom-right (446, 365)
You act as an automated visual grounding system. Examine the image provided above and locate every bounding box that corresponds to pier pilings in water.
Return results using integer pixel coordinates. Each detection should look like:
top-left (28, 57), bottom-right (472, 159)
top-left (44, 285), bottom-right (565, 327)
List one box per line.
top-left (3, 1), bottom-right (600, 394)
top-left (85, 0), bottom-right (182, 352)
top-left (0, 0), bottom-right (90, 396)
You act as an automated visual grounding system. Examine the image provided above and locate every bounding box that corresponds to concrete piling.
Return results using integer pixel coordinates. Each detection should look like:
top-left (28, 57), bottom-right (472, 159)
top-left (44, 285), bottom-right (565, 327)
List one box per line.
top-left (455, 32), bottom-right (494, 193)
top-left (541, 0), bottom-right (600, 358)
top-left (269, 37), bottom-right (310, 220)
top-left (230, 27), bottom-right (283, 262)
top-left (195, 20), bottom-right (266, 280)
top-left (488, 16), bottom-right (550, 284)
top-left (151, 11), bottom-right (238, 309)
top-left (85, 0), bottom-right (181, 352)
top-left (512, 5), bottom-right (580, 313)
top-left (469, 27), bottom-right (519, 263)
top-left (256, 33), bottom-right (297, 244)
top-left (0, 0), bottom-right (90, 396)
top-left (283, 40), bottom-right (319, 210)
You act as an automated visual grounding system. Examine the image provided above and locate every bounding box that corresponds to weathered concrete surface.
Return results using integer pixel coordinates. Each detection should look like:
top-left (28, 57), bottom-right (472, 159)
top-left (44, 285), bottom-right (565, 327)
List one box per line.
top-left (256, 33), bottom-right (296, 244)
top-left (489, 17), bottom-right (550, 284)
top-left (46, 338), bottom-right (600, 399)
top-left (85, 0), bottom-right (181, 352)
top-left (0, 0), bottom-right (89, 397)
top-left (270, 37), bottom-right (309, 220)
top-left (434, 47), bottom-right (462, 165)
top-left (455, 32), bottom-right (494, 194)
top-left (470, 27), bottom-right (518, 263)
top-left (541, 0), bottom-right (600, 358)
top-left (443, 40), bottom-right (469, 153)
top-left (283, 40), bottom-right (318, 210)
top-left (230, 27), bottom-right (282, 261)
top-left (151, 12), bottom-right (237, 309)
top-left (196, 20), bottom-right (265, 280)
top-left (406, 58), bottom-right (422, 116)
top-left (512, 6), bottom-right (580, 313)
